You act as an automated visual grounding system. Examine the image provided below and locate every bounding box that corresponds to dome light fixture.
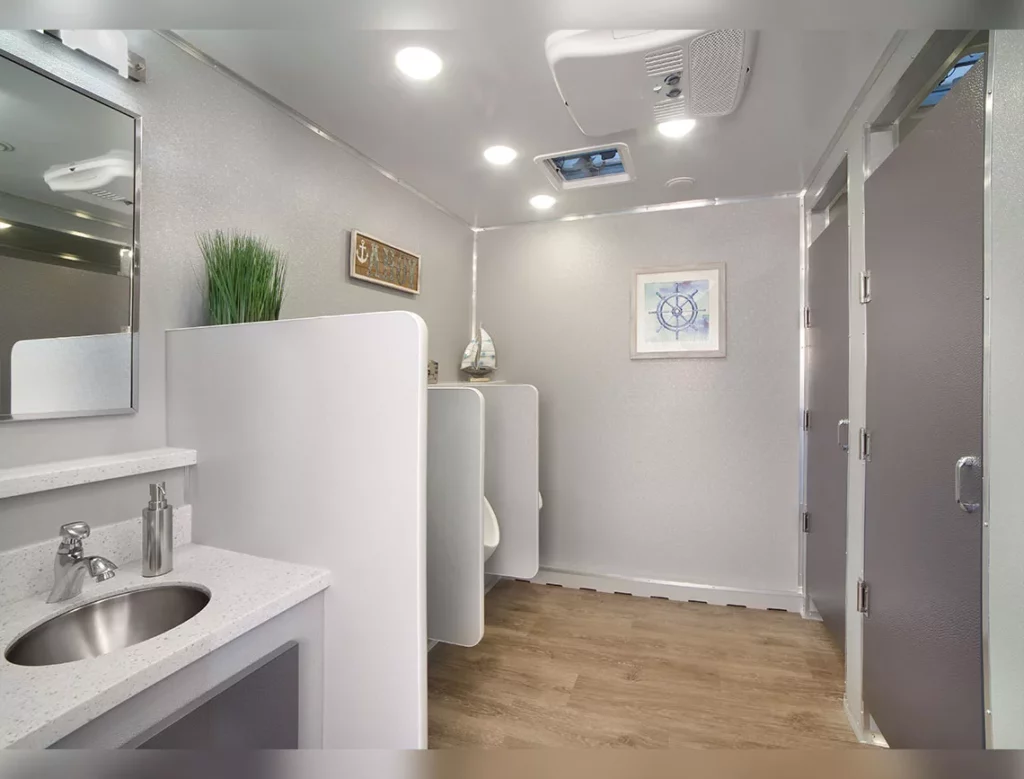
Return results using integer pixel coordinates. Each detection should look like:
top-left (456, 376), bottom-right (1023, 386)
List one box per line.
top-left (657, 118), bottom-right (697, 139)
top-left (395, 47), bottom-right (443, 81)
top-left (529, 194), bottom-right (556, 210)
top-left (483, 145), bottom-right (518, 165)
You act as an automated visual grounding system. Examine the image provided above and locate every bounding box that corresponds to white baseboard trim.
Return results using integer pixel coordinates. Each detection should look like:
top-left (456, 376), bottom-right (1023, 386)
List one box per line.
top-left (802, 598), bottom-right (823, 621)
top-left (528, 567), bottom-right (804, 613)
top-left (844, 695), bottom-right (888, 747)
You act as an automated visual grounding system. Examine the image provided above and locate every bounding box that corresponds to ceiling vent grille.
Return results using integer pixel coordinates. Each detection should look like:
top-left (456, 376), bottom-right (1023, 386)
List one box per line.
top-left (689, 30), bottom-right (747, 115)
top-left (88, 188), bottom-right (131, 204)
top-left (644, 46), bottom-right (685, 77)
top-left (653, 97), bottom-right (690, 121)
top-left (534, 143), bottom-right (635, 191)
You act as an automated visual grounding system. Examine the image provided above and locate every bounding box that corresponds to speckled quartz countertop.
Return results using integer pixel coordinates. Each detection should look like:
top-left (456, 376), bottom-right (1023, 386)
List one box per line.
top-left (0, 544), bottom-right (330, 749)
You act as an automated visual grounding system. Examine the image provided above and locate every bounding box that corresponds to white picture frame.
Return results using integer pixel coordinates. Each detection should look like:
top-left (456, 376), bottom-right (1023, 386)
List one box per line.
top-left (631, 263), bottom-right (727, 359)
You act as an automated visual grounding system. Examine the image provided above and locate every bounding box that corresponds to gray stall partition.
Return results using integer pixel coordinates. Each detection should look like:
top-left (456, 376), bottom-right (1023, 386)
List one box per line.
top-left (805, 215), bottom-right (850, 649)
top-left (862, 59), bottom-right (986, 748)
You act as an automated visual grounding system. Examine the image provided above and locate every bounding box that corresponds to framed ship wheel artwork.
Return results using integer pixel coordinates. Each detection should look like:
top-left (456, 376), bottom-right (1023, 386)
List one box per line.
top-left (631, 263), bottom-right (727, 359)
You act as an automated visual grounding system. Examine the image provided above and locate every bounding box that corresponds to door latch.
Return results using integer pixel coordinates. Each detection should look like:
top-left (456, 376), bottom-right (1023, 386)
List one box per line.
top-left (856, 579), bottom-right (870, 615)
top-left (859, 270), bottom-right (872, 303)
top-left (859, 428), bottom-right (872, 462)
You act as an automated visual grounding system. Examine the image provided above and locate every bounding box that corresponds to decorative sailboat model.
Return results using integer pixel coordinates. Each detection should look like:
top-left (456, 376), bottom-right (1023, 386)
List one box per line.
top-left (460, 324), bottom-right (496, 381)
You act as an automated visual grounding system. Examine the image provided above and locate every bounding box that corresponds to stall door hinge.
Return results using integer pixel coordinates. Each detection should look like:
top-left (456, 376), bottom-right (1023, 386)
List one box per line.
top-left (859, 427), bottom-right (872, 461)
top-left (803, 307), bottom-right (812, 328)
top-left (803, 410), bottom-right (811, 430)
top-left (856, 579), bottom-right (870, 615)
top-left (859, 271), bottom-right (872, 303)
top-left (801, 511), bottom-right (810, 533)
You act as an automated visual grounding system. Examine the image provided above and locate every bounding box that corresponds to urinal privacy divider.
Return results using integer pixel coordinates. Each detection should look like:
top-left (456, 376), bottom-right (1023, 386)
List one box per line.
top-left (426, 386), bottom-right (485, 647)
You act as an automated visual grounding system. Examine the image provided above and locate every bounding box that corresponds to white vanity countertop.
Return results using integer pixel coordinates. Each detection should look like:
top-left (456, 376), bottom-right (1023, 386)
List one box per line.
top-left (0, 544), bottom-right (330, 749)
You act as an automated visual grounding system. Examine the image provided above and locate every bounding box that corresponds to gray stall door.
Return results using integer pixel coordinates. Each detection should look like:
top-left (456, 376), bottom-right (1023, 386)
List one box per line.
top-left (805, 215), bottom-right (850, 648)
top-left (862, 60), bottom-right (985, 748)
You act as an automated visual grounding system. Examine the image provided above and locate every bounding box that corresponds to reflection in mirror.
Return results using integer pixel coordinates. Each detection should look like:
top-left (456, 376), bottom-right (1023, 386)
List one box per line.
top-left (0, 53), bottom-right (138, 421)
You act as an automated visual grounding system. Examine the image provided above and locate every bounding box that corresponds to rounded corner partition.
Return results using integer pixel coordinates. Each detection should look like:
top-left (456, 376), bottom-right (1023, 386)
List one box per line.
top-left (165, 311), bottom-right (429, 748)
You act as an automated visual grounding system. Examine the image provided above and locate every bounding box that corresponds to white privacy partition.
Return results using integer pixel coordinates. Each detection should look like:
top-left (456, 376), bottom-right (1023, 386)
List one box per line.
top-left (427, 386), bottom-right (485, 647)
top-left (11, 332), bottom-right (131, 414)
top-left (165, 312), bottom-right (427, 749)
top-left (479, 383), bottom-right (540, 579)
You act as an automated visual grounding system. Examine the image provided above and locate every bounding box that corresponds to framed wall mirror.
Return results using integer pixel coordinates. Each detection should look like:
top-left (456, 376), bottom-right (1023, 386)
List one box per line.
top-left (0, 52), bottom-right (139, 422)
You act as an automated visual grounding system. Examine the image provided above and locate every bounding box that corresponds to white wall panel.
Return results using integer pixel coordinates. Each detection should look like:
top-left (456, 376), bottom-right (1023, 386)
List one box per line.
top-left (10, 333), bottom-right (131, 416)
top-left (477, 199), bottom-right (800, 592)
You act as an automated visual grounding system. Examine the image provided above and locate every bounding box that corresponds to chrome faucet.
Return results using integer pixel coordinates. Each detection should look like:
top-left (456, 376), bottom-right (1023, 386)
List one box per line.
top-left (47, 522), bottom-right (117, 603)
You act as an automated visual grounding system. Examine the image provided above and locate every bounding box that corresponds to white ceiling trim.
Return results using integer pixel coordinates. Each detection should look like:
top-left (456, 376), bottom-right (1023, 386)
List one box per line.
top-left (473, 190), bottom-right (801, 232)
top-left (156, 29), bottom-right (471, 228)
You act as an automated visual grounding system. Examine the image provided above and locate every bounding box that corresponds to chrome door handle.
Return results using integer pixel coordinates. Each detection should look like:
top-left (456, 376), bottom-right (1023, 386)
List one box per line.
top-left (837, 419), bottom-right (850, 452)
top-left (955, 455), bottom-right (981, 513)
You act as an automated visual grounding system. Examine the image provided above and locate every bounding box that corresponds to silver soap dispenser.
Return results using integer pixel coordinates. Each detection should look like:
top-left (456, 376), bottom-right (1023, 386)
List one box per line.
top-left (142, 482), bottom-right (173, 577)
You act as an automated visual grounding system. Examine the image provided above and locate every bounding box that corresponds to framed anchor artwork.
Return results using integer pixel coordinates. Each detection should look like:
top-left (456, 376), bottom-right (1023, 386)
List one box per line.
top-left (349, 230), bottom-right (421, 295)
top-left (630, 263), bottom-right (727, 359)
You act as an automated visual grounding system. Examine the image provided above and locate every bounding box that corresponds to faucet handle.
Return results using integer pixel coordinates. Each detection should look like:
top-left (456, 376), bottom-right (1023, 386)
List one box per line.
top-left (59, 522), bottom-right (90, 547)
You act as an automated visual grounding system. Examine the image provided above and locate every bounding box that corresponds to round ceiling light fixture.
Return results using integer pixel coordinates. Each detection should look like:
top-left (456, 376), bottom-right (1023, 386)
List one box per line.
top-left (529, 194), bottom-right (556, 210)
top-left (395, 47), bottom-right (443, 81)
top-left (483, 145), bottom-right (517, 165)
top-left (657, 118), bottom-right (697, 139)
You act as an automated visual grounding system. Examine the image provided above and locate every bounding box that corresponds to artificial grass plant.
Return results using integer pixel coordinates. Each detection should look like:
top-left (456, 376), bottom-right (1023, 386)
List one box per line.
top-left (198, 230), bottom-right (287, 325)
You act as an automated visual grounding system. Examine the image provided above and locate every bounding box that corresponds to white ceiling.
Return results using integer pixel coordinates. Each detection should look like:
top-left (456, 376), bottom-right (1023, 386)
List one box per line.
top-left (179, 29), bottom-right (895, 227)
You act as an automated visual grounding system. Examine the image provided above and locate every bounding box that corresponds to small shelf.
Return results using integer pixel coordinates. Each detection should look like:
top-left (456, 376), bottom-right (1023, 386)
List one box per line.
top-left (0, 447), bottom-right (197, 499)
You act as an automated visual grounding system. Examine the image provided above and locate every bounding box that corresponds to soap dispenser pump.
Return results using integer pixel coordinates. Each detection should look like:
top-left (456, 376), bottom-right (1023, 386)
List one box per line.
top-left (142, 481), bottom-right (173, 577)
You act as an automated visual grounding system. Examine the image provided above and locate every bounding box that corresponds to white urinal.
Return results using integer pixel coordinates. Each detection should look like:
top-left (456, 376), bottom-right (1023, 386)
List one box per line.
top-left (483, 497), bottom-right (501, 562)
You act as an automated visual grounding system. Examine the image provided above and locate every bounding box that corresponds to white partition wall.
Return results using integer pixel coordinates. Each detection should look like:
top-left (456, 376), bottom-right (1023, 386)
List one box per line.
top-left (11, 332), bottom-right (131, 414)
top-left (165, 312), bottom-right (427, 749)
top-left (427, 386), bottom-right (485, 647)
top-left (479, 383), bottom-right (540, 579)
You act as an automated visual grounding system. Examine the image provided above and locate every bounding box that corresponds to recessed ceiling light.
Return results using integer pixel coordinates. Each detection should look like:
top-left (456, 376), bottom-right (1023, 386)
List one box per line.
top-left (530, 194), bottom-right (556, 210)
top-left (665, 176), bottom-right (696, 188)
top-left (395, 47), bottom-right (443, 81)
top-left (483, 145), bottom-right (517, 165)
top-left (658, 119), bottom-right (697, 139)
top-left (0, 220), bottom-right (11, 230)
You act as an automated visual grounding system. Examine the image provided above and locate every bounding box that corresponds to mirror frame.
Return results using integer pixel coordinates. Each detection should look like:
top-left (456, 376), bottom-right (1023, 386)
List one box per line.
top-left (0, 49), bottom-right (141, 423)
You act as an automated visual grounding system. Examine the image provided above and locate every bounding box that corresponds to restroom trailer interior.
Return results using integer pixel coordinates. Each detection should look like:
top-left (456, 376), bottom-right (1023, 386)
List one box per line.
top-left (2, 19), bottom-right (1023, 750)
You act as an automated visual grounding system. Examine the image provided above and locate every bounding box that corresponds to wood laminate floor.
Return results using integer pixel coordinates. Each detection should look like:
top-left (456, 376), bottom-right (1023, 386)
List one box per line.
top-left (428, 580), bottom-right (858, 748)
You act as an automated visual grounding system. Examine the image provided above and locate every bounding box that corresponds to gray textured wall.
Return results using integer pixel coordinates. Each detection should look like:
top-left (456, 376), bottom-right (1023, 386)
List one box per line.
top-left (0, 31), bottom-right (470, 550)
top-left (477, 197), bottom-right (801, 592)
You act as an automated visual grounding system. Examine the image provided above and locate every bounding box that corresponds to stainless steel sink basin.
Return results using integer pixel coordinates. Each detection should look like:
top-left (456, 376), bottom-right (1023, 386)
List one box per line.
top-left (5, 585), bottom-right (210, 667)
